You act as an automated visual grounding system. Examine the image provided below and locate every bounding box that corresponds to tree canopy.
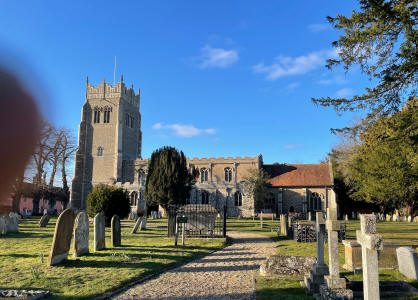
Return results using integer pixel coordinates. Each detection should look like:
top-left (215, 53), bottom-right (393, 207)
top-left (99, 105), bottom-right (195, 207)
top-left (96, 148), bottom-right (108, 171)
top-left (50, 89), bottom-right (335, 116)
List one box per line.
top-left (313, 0), bottom-right (417, 130)
top-left (144, 146), bottom-right (198, 208)
top-left (244, 169), bottom-right (273, 213)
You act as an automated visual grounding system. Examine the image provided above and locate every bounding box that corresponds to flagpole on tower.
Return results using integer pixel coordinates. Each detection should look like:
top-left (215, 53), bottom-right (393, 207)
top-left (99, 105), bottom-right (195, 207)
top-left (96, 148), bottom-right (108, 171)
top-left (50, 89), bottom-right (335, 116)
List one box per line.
top-left (113, 56), bottom-right (117, 85)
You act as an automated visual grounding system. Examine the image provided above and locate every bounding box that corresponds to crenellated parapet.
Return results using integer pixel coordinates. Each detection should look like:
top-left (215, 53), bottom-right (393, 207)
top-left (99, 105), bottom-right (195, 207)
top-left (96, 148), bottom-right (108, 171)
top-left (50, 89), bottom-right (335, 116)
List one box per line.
top-left (86, 77), bottom-right (140, 107)
top-left (188, 156), bottom-right (260, 165)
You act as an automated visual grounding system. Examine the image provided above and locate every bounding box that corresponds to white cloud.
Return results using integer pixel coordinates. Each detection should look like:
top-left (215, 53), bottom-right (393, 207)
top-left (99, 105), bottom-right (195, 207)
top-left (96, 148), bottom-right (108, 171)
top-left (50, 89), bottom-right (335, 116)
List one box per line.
top-left (318, 75), bottom-right (348, 85)
top-left (307, 23), bottom-right (329, 33)
top-left (152, 122), bottom-right (216, 138)
top-left (253, 49), bottom-right (338, 80)
top-left (287, 82), bottom-right (300, 90)
top-left (282, 144), bottom-right (304, 150)
top-left (336, 88), bottom-right (355, 98)
top-left (198, 45), bottom-right (239, 69)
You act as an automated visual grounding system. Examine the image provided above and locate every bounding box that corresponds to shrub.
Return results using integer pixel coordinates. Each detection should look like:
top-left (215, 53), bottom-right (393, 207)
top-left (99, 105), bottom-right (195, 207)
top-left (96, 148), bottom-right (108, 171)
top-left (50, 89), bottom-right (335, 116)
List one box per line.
top-left (86, 185), bottom-right (130, 226)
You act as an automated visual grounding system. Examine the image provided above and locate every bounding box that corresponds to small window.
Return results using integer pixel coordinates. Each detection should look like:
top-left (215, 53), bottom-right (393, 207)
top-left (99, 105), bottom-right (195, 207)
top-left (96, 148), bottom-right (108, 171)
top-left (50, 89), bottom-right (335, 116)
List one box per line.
top-left (97, 147), bottom-right (103, 156)
top-left (103, 106), bottom-right (111, 123)
top-left (202, 191), bottom-right (209, 204)
top-left (225, 167), bottom-right (232, 182)
top-left (93, 107), bottom-right (101, 123)
top-left (310, 192), bottom-right (322, 211)
top-left (200, 168), bottom-right (208, 183)
top-left (234, 191), bottom-right (242, 206)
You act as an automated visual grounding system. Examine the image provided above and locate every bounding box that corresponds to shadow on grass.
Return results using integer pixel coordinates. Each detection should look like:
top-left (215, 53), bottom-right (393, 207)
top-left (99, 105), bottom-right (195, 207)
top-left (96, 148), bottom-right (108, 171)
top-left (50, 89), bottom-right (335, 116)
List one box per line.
top-left (0, 253), bottom-right (39, 258)
top-left (61, 259), bottom-right (166, 269)
top-left (257, 287), bottom-right (313, 300)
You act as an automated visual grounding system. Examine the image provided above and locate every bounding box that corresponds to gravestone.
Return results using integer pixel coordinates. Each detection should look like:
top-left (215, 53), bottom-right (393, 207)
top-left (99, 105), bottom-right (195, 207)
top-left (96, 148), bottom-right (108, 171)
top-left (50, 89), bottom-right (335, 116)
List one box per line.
top-left (158, 211), bottom-right (162, 218)
top-left (0, 216), bottom-right (7, 234)
top-left (304, 211), bottom-right (329, 294)
top-left (111, 215), bottom-right (121, 247)
top-left (356, 214), bottom-right (383, 300)
top-left (352, 212), bottom-right (356, 219)
top-left (320, 208), bottom-right (353, 299)
top-left (396, 247), bottom-right (418, 280)
top-left (39, 214), bottom-right (51, 227)
top-left (280, 214), bottom-right (288, 236)
top-left (140, 217), bottom-right (147, 230)
top-left (402, 216), bottom-right (407, 222)
top-left (47, 209), bottom-right (75, 266)
top-left (344, 214), bottom-right (348, 221)
top-left (94, 213), bottom-right (105, 251)
top-left (6, 214), bottom-right (19, 233)
top-left (73, 211), bottom-right (89, 257)
top-left (131, 217), bottom-right (142, 234)
top-left (408, 216), bottom-right (412, 222)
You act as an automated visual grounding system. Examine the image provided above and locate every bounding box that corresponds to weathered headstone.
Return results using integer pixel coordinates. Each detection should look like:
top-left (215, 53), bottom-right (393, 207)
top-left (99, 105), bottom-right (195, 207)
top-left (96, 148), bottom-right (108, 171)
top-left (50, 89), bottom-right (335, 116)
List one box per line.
top-left (320, 208), bottom-right (353, 299)
top-left (39, 214), bottom-right (51, 227)
top-left (396, 247), bottom-right (418, 280)
top-left (140, 217), bottom-right (147, 230)
top-left (0, 216), bottom-right (7, 234)
top-left (344, 214), bottom-right (348, 221)
top-left (280, 214), bottom-right (288, 236)
top-left (94, 213), bottom-right (105, 251)
top-left (47, 209), bottom-right (75, 266)
top-left (131, 216), bottom-right (142, 234)
top-left (356, 214), bottom-right (383, 300)
top-left (392, 213), bottom-right (397, 222)
top-left (6, 214), bottom-right (19, 233)
top-left (111, 215), bottom-right (121, 247)
top-left (407, 216), bottom-right (412, 222)
top-left (73, 211), bottom-right (89, 257)
top-left (304, 211), bottom-right (329, 294)
top-left (402, 216), bottom-right (407, 222)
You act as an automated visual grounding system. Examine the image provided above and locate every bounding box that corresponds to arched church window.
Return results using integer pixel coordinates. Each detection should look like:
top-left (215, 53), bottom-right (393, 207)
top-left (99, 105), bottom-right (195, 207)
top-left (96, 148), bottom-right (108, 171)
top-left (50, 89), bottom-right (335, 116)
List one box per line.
top-left (201, 191), bottom-right (209, 204)
top-left (225, 167), bottom-right (232, 182)
top-left (310, 192), bottom-right (322, 211)
top-left (97, 147), bottom-right (103, 157)
top-left (200, 168), bottom-right (208, 183)
top-left (103, 106), bottom-right (112, 123)
top-left (130, 192), bottom-right (138, 206)
top-left (138, 169), bottom-right (146, 185)
top-left (234, 191), bottom-right (242, 206)
top-left (93, 107), bottom-right (101, 123)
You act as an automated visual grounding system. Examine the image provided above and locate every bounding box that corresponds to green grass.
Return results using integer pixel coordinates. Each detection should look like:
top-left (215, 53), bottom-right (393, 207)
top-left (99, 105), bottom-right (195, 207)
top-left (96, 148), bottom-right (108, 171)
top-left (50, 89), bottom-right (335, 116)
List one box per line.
top-left (226, 217), bottom-right (280, 238)
top-left (0, 217), bottom-right (225, 299)
top-left (227, 218), bottom-right (418, 299)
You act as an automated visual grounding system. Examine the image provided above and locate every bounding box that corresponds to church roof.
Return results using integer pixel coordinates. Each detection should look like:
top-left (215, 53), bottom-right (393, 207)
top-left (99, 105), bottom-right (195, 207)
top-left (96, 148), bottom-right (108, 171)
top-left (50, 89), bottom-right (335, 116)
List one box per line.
top-left (263, 163), bottom-right (332, 187)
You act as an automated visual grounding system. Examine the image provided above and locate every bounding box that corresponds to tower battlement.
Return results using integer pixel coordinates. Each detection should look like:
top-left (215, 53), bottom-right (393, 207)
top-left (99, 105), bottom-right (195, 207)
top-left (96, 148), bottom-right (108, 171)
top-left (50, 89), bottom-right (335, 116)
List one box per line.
top-left (86, 77), bottom-right (140, 107)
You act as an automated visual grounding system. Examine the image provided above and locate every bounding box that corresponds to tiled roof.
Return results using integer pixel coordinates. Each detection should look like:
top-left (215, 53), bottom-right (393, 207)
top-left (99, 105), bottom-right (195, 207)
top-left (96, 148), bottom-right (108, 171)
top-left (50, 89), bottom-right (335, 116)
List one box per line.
top-left (263, 163), bottom-right (332, 187)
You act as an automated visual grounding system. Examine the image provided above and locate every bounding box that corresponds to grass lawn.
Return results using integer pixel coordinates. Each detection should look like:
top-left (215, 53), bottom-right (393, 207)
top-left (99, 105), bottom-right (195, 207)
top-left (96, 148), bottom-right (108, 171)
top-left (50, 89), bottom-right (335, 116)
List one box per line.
top-left (226, 218), bottom-right (418, 299)
top-left (0, 216), bottom-right (225, 299)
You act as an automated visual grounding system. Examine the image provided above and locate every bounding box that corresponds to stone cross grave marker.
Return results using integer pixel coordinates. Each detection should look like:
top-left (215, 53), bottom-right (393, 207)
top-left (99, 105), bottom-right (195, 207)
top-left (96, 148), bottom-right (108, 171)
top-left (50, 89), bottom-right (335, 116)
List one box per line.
top-left (47, 209), bottom-right (75, 266)
top-left (396, 247), bottom-right (418, 280)
top-left (73, 211), bottom-right (89, 257)
top-left (324, 208), bottom-right (346, 289)
top-left (304, 211), bottom-right (329, 294)
top-left (94, 213), bottom-right (105, 251)
top-left (131, 216), bottom-right (142, 234)
top-left (111, 215), bottom-right (121, 247)
top-left (280, 214), bottom-right (288, 236)
top-left (356, 214), bottom-right (383, 300)
top-left (39, 214), bottom-right (51, 227)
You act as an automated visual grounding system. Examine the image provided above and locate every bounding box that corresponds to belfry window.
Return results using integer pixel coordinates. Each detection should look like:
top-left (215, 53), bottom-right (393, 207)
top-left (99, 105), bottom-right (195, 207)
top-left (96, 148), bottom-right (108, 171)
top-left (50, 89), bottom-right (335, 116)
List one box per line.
top-left (201, 191), bottom-right (209, 204)
top-left (234, 191), bottom-right (242, 206)
top-left (103, 106), bottom-right (112, 123)
top-left (97, 147), bottom-right (103, 157)
top-left (310, 192), bottom-right (322, 211)
top-left (200, 168), bottom-right (208, 183)
top-left (225, 167), bottom-right (232, 182)
top-left (94, 108), bottom-right (101, 123)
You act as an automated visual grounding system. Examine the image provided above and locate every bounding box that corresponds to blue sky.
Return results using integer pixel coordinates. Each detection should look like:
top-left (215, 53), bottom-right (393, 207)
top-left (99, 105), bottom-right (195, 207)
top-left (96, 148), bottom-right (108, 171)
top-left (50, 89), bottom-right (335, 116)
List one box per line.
top-left (0, 1), bottom-right (365, 166)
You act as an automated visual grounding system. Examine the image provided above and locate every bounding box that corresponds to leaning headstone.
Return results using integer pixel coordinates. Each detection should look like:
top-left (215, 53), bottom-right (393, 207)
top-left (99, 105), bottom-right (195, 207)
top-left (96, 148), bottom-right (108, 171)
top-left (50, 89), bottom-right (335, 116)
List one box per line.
top-left (140, 217), bottom-right (147, 230)
top-left (47, 209), bottom-right (75, 266)
top-left (39, 214), bottom-right (51, 227)
top-left (304, 211), bottom-right (329, 294)
top-left (356, 214), bottom-right (383, 300)
top-left (131, 217), bottom-right (142, 234)
top-left (280, 214), bottom-right (288, 236)
top-left (94, 213), bottom-right (105, 251)
top-left (111, 215), bottom-right (121, 247)
top-left (396, 247), bottom-right (418, 280)
top-left (320, 208), bottom-right (353, 299)
top-left (73, 211), bottom-right (89, 257)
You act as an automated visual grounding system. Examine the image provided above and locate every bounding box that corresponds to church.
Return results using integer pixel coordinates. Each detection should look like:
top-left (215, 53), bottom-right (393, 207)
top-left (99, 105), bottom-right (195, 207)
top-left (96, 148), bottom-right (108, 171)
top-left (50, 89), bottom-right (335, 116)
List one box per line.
top-left (70, 78), bottom-right (335, 217)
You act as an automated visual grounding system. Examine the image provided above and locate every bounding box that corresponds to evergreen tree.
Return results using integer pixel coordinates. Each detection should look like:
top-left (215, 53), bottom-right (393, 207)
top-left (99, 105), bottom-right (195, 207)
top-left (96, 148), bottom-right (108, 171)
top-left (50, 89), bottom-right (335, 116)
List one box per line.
top-left (244, 169), bottom-right (274, 212)
top-left (313, 0), bottom-right (417, 131)
top-left (144, 146), bottom-right (198, 208)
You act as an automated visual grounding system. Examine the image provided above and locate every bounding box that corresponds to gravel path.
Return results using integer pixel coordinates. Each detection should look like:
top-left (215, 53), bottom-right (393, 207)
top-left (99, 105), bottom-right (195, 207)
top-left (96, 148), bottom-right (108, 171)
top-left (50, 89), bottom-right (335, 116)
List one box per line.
top-left (112, 232), bottom-right (277, 300)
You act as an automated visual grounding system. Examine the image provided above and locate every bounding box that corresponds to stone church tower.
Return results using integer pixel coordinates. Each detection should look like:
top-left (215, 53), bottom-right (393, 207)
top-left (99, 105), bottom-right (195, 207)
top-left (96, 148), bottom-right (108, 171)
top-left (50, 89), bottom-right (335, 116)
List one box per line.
top-left (70, 77), bottom-right (142, 210)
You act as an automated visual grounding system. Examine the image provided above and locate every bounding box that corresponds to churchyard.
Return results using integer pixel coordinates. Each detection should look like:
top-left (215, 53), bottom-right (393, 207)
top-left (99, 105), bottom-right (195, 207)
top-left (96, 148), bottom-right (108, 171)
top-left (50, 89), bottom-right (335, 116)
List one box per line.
top-left (0, 216), bottom-right (225, 299)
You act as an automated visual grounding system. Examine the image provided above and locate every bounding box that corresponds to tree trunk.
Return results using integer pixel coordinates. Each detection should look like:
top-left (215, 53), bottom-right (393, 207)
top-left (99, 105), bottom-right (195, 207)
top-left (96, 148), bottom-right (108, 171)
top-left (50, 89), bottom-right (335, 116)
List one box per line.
top-left (407, 202), bottom-right (415, 217)
top-left (49, 159), bottom-right (58, 187)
